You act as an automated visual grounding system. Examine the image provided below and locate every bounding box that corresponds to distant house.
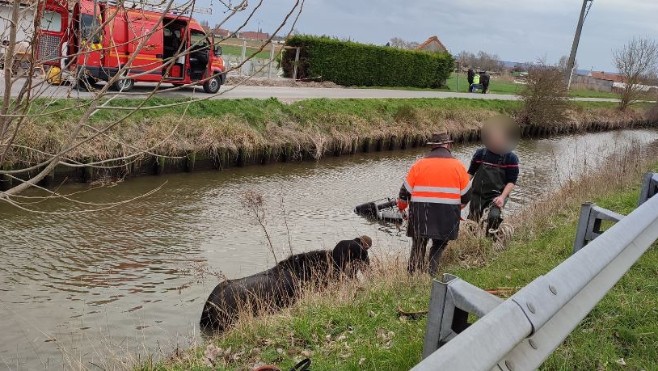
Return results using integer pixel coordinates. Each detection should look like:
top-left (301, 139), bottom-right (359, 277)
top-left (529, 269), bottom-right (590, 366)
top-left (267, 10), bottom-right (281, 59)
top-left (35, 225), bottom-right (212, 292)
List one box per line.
top-left (213, 27), bottom-right (232, 39)
top-left (237, 31), bottom-right (270, 41)
top-left (416, 36), bottom-right (448, 53)
top-left (589, 71), bottom-right (626, 84)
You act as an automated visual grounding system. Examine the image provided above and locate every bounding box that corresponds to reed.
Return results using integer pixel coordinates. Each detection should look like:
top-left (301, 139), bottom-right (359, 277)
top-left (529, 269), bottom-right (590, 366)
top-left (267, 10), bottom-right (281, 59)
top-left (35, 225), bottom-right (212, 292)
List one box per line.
top-left (7, 98), bottom-right (655, 186)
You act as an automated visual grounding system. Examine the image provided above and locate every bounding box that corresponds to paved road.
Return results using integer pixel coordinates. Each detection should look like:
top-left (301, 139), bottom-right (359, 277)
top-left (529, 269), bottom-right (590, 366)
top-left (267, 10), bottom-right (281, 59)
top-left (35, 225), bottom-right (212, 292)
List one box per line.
top-left (1, 77), bottom-right (625, 103)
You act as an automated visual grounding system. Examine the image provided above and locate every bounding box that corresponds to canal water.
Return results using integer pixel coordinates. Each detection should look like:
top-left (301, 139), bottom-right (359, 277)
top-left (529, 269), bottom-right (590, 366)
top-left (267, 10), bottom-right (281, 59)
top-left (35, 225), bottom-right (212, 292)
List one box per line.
top-left (1, 129), bottom-right (656, 369)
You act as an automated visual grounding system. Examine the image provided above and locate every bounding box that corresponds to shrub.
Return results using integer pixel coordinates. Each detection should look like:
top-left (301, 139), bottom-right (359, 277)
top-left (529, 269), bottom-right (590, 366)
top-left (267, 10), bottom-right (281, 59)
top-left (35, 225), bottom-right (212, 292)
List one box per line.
top-left (649, 99), bottom-right (658, 124)
top-left (518, 65), bottom-right (571, 127)
top-left (281, 35), bottom-right (454, 88)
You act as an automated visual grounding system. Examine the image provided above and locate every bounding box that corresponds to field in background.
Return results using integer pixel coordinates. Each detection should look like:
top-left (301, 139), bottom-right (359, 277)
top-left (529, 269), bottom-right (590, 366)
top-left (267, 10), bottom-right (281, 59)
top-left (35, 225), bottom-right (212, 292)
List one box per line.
top-left (219, 38), bottom-right (283, 60)
top-left (445, 73), bottom-right (621, 99)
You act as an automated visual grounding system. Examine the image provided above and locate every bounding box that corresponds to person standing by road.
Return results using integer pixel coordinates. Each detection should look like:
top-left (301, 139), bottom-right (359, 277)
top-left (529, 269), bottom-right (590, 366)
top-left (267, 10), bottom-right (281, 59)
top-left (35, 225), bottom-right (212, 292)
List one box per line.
top-left (467, 68), bottom-right (475, 92)
top-left (468, 117), bottom-right (520, 234)
top-left (397, 133), bottom-right (471, 275)
top-left (480, 71), bottom-right (491, 94)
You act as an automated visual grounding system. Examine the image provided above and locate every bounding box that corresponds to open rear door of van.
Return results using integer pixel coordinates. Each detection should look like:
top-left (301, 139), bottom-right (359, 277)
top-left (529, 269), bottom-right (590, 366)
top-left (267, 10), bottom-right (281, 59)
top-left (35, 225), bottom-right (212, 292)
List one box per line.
top-left (37, 0), bottom-right (69, 66)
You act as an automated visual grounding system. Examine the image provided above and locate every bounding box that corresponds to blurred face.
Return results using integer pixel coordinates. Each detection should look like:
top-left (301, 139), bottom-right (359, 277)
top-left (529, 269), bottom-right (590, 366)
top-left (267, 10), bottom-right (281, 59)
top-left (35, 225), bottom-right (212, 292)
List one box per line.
top-left (481, 116), bottom-right (519, 154)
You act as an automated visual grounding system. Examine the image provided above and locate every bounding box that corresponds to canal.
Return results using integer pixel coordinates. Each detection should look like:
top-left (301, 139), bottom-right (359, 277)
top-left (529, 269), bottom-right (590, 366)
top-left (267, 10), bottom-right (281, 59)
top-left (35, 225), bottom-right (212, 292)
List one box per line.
top-left (1, 129), bottom-right (656, 369)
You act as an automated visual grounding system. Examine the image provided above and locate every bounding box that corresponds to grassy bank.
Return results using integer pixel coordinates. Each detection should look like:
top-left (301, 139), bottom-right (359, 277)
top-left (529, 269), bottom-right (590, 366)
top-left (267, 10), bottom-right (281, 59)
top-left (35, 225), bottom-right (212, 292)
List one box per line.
top-left (6, 98), bottom-right (652, 187)
top-left (144, 143), bottom-right (658, 370)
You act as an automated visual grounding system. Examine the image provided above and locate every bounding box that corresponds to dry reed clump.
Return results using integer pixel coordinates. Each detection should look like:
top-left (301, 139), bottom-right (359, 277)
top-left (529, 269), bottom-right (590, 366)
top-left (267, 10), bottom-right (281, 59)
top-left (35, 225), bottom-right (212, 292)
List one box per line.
top-left (565, 107), bottom-right (647, 131)
top-left (647, 101), bottom-right (658, 124)
top-left (6, 101), bottom-right (650, 177)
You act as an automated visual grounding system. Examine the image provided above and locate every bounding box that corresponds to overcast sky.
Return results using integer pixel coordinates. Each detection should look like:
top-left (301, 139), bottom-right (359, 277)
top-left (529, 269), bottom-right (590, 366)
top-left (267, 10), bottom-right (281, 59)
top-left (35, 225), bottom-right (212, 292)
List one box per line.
top-left (200, 0), bottom-right (658, 72)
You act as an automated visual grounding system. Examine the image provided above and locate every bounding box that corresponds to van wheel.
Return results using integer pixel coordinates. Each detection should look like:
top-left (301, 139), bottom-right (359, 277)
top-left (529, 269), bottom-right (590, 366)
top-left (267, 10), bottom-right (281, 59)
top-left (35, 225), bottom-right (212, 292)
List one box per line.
top-left (112, 73), bottom-right (134, 92)
top-left (203, 76), bottom-right (221, 94)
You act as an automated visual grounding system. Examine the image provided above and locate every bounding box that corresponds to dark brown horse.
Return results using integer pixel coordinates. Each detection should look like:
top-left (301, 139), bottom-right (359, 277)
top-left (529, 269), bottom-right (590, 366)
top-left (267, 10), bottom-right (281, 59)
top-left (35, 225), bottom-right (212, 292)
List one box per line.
top-left (199, 249), bottom-right (368, 333)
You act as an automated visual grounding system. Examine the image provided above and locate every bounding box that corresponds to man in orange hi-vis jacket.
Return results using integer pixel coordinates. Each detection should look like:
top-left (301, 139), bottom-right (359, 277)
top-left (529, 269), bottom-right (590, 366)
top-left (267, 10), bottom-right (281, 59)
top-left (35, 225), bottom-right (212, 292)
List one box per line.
top-left (397, 133), bottom-right (472, 275)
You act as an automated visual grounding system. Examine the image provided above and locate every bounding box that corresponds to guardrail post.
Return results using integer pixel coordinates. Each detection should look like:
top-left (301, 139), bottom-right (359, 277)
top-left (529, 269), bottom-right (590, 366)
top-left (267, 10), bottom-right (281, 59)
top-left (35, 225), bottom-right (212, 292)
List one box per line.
top-left (421, 274), bottom-right (503, 359)
top-left (573, 203), bottom-right (624, 254)
top-left (422, 277), bottom-right (451, 359)
top-left (638, 172), bottom-right (658, 206)
top-left (573, 202), bottom-right (593, 253)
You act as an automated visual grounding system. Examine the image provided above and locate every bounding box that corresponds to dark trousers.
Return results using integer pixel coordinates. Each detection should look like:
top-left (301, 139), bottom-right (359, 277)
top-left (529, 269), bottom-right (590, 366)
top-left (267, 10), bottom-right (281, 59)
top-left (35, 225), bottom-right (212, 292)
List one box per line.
top-left (408, 237), bottom-right (448, 276)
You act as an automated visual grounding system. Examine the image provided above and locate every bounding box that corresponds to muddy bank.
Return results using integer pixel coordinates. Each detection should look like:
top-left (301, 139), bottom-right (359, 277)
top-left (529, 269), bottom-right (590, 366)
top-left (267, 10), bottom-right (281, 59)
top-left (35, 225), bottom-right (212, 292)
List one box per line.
top-left (2, 98), bottom-right (654, 189)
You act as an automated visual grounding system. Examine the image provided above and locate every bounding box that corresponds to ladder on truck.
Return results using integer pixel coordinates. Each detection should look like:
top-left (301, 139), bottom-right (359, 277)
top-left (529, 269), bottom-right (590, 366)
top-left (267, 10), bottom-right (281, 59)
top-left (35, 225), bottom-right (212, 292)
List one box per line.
top-left (98, 0), bottom-right (213, 15)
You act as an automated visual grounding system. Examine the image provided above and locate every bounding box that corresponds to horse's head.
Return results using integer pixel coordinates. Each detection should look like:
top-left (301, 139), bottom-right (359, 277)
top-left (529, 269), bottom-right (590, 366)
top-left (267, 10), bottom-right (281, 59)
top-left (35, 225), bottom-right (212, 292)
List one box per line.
top-left (331, 237), bottom-right (371, 279)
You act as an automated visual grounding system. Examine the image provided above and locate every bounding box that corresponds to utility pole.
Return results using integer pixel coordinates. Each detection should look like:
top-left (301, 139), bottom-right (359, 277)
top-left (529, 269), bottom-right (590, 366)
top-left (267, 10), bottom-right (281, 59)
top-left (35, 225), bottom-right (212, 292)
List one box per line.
top-left (565, 0), bottom-right (593, 90)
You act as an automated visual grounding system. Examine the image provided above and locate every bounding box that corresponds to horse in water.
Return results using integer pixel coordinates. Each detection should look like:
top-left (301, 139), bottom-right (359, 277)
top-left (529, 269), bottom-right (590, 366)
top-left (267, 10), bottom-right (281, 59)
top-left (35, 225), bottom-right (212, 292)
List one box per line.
top-left (199, 248), bottom-right (369, 333)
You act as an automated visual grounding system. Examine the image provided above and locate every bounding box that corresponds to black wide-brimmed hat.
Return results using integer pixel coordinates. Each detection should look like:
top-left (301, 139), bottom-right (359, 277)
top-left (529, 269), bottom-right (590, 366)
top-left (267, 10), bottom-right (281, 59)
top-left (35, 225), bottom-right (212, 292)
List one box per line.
top-left (427, 133), bottom-right (453, 146)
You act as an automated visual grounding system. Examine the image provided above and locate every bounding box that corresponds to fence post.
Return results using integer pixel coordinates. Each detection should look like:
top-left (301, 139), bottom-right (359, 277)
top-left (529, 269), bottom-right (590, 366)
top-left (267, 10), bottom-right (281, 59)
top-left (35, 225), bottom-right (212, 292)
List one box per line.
top-left (267, 42), bottom-right (275, 79)
top-left (240, 40), bottom-right (247, 76)
top-left (292, 47), bottom-right (300, 81)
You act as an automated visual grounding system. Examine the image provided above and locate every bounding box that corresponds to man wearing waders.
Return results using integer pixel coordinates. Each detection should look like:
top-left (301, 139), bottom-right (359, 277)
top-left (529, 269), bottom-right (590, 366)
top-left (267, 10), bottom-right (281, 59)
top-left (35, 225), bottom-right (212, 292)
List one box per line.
top-left (397, 133), bottom-right (472, 275)
top-left (468, 122), bottom-right (519, 234)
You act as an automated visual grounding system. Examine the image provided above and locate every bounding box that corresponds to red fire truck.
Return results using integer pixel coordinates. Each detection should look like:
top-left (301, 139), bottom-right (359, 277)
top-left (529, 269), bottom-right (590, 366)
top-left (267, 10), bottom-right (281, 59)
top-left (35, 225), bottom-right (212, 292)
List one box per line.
top-left (42, 0), bottom-right (225, 93)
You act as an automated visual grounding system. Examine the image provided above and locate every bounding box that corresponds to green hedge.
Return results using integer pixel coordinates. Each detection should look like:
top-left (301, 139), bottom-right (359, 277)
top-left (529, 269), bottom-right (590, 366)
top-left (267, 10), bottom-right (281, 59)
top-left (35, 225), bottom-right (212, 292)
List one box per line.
top-left (281, 35), bottom-right (454, 88)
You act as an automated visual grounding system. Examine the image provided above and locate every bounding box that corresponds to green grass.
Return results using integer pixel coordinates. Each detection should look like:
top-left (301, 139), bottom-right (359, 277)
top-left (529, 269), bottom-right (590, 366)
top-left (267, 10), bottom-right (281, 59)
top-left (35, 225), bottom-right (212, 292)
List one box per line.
top-left (569, 88), bottom-right (620, 99)
top-left (445, 73), bottom-right (521, 95)
top-left (220, 44), bottom-right (272, 59)
top-left (35, 97), bottom-right (527, 128)
top-left (37, 97), bottom-right (628, 128)
top-left (146, 160), bottom-right (658, 370)
top-left (367, 72), bottom-right (623, 99)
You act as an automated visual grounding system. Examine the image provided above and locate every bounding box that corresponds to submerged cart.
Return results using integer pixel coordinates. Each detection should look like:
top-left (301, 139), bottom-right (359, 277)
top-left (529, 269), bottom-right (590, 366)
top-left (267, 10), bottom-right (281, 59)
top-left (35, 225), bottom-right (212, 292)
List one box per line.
top-left (354, 198), bottom-right (404, 223)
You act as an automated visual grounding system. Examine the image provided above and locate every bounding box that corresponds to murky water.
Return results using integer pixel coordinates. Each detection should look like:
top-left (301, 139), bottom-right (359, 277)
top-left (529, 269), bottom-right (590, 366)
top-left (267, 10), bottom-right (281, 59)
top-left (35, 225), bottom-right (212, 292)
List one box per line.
top-left (1, 129), bottom-right (656, 369)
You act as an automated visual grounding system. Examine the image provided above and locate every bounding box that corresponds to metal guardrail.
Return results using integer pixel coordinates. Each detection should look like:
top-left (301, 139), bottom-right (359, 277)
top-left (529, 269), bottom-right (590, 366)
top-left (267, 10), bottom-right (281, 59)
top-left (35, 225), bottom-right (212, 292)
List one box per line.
top-left (639, 172), bottom-right (658, 206)
top-left (573, 203), bottom-right (624, 253)
top-left (413, 172), bottom-right (658, 371)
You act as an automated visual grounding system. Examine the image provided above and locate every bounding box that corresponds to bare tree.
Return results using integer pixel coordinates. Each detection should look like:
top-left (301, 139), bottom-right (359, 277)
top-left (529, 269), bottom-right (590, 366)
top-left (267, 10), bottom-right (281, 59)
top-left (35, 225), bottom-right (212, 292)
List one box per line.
top-left (558, 55), bottom-right (578, 75)
top-left (518, 63), bottom-right (571, 128)
top-left (0, 0), bottom-right (304, 211)
top-left (456, 50), bottom-right (504, 72)
top-left (389, 37), bottom-right (419, 50)
top-left (613, 37), bottom-right (658, 111)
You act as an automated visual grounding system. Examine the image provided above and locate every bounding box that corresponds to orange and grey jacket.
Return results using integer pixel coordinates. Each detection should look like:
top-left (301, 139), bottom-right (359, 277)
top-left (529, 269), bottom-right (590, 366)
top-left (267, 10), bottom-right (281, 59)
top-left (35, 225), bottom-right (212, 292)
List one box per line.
top-left (398, 147), bottom-right (471, 240)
